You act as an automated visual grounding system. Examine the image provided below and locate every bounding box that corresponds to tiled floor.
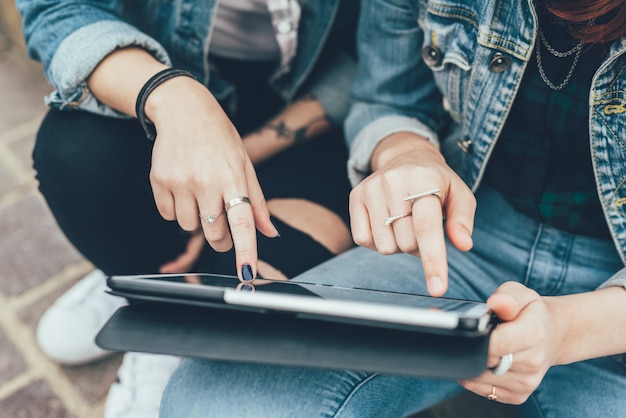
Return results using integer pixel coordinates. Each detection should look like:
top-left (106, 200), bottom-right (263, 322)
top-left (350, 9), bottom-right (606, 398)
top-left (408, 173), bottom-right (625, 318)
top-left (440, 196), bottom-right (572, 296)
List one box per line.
top-left (0, 4), bottom-right (517, 418)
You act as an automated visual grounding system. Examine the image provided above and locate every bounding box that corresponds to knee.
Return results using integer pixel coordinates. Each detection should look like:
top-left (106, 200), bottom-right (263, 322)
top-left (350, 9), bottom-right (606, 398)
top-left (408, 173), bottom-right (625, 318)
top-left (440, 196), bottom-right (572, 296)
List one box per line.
top-left (160, 359), bottom-right (207, 418)
top-left (160, 359), bottom-right (251, 418)
top-left (33, 110), bottom-right (146, 195)
top-left (35, 111), bottom-right (112, 184)
top-left (32, 116), bottom-right (74, 184)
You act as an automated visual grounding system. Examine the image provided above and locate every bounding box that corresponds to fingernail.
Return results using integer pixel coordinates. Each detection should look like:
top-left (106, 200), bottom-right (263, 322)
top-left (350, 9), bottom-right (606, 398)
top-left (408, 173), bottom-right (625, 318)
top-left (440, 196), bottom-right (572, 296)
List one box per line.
top-left (428, 276), bottom-right (444, 296)
top-left (272, 221), bottom-right (281, 238)
top-left (241, 264), bottom-right (254, 282)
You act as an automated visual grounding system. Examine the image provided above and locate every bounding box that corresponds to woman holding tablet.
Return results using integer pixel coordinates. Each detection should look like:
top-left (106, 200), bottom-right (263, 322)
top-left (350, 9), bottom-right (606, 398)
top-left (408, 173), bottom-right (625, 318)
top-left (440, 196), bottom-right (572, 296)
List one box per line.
top-left (161, 0), bottom-right (626, 416)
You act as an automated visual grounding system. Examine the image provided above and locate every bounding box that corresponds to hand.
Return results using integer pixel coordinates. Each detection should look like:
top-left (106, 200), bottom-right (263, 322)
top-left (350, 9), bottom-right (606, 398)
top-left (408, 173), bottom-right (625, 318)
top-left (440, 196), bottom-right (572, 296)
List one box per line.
top-left (459, 282), bottom-right (561, 404)
top-left (349, 133), bottom-right (475, 295)
top-left (147, 76), bottom-right (279, 281)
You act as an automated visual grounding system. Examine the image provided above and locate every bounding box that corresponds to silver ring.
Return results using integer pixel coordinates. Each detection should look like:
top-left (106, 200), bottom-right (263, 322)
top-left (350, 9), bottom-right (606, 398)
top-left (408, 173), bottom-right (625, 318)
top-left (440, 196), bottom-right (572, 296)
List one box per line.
top-left (490, 353), bottom-right (513, 376)
top-left (383, 212), bottom-right (410, 226)
top-left (200, 211), bottom-right (224, 224)
top-left (487, 386), bottom-right (498, 401)
top-left (404, 188), bottom-right (441, 202)
top-left (225, 196), bottom-right (251, 211)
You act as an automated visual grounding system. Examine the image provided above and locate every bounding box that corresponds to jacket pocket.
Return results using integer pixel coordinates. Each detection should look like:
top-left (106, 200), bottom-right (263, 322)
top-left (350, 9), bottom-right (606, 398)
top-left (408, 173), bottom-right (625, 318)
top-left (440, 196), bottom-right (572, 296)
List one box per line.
top-left (418, 2), bottom-right (477, 123)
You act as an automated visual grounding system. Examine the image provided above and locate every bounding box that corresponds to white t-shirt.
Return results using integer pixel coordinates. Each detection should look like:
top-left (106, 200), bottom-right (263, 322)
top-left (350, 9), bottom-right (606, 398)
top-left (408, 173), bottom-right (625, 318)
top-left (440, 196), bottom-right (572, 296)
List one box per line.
top-left (210, 0), bottom-right (281, 61)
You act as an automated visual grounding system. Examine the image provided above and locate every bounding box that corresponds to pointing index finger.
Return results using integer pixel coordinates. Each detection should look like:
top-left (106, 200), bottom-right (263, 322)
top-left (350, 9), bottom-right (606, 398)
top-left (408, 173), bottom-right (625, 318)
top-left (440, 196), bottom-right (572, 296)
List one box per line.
top-left (410, 195), bottom-right (447, 296)
top-left (225, 195), bottom-right (258, 282)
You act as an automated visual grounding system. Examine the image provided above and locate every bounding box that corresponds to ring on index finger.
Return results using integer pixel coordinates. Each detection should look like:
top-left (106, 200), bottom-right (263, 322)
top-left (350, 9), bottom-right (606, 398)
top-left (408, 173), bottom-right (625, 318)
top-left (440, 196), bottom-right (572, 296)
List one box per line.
top-left (404, 188), bottom-right (440, 203)
top-left (225, 196), bottom-right (251, 211)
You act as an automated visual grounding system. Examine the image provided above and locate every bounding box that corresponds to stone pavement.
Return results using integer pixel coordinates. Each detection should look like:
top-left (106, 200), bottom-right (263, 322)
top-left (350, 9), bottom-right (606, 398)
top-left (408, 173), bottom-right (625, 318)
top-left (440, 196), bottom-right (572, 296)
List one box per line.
top-left (0, 2), bottom-right (123, 417)
top-left (0, 2), bottom-right (516, 417)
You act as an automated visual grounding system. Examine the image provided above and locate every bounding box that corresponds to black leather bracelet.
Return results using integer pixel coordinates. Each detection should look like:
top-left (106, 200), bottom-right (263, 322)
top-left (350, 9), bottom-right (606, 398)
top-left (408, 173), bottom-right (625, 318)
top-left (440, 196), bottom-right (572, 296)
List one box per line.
top-left (135, 68), bottom-right (197, 141)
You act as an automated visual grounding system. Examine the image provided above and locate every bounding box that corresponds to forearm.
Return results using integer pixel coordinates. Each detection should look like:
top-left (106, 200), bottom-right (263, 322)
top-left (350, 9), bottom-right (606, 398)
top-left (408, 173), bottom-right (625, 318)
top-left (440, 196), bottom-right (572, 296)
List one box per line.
top-left (87, 47), bottom-right (168, 117)
top-left (243, 95), bottom-right (331, 164)
top-left (549, 286), bottom-right (626, 365)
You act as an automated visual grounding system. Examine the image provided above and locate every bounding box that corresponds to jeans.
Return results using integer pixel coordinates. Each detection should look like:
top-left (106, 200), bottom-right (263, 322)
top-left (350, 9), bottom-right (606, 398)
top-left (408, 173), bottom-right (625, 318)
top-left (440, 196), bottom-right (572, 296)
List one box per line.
top-left (160, 184), bottom-right (626, 417)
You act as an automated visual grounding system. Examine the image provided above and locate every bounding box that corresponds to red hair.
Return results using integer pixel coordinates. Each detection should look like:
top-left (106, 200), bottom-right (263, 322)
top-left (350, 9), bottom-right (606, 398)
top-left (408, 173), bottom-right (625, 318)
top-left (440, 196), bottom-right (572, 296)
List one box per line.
top-left (544, 0), bottom-right (626, 43)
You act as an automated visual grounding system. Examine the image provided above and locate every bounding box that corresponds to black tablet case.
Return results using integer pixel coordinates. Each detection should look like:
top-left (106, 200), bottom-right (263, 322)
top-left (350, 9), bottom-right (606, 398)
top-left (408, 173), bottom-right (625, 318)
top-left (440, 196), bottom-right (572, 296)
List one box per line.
top-left (96, 301), bottom-right (490, 379)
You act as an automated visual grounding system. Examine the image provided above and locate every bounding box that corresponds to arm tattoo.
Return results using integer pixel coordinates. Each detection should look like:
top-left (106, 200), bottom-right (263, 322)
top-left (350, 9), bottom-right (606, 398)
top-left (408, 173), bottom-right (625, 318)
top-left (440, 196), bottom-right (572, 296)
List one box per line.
top-left (263, 115), bottom-right (327, 144)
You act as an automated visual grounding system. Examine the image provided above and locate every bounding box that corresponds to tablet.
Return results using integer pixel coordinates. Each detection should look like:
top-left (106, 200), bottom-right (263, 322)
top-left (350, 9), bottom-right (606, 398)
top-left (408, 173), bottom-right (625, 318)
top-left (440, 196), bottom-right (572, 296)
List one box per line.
top-left (96, 302), bottom-right (492, 379)
top-left (106, 273), bottom-right (496, 337)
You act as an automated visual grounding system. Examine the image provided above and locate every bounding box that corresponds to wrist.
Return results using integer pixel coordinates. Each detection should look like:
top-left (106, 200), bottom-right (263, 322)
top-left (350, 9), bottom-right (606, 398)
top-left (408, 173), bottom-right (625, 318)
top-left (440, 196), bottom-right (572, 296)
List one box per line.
top-left (371, 132), bottom-right (442, 171)
top-left (137, 68), bottom-right (198, 140)
top-left (546, 287), bottom-right (626, 365)
top-left (544, 296), bottom-right (571, 366)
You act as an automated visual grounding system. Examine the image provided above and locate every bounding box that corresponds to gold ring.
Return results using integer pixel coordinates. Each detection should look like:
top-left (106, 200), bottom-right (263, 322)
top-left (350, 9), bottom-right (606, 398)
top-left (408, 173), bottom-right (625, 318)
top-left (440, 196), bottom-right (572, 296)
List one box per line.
top-left (225, 196), bottom-right (251, 211)
top-left (487, 386), bottom-right (498, 401)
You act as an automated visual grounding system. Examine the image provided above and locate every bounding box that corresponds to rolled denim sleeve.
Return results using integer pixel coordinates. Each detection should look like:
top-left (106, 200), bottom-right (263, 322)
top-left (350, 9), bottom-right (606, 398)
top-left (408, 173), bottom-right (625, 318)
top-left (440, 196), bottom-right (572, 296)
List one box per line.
top-left (344, 0), bottom-right (446, 185)
top-left (17, 0), bottom-right (170, 116)
top-left (597, 268), bottom-right (626, 290)
top-left (346, 109), bottom-right (440, 186)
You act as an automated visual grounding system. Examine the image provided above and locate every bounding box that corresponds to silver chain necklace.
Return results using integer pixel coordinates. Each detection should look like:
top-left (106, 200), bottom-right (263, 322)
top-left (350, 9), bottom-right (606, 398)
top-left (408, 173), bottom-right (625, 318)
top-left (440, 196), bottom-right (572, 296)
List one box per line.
top-left (535, 27), bottom-right (584, 91)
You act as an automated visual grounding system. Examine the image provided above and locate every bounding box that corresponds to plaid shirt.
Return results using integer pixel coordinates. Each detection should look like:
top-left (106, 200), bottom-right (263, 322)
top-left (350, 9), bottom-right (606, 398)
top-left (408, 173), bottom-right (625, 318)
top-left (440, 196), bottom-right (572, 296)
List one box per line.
top-left (485, 14), bottom-right (610, 239)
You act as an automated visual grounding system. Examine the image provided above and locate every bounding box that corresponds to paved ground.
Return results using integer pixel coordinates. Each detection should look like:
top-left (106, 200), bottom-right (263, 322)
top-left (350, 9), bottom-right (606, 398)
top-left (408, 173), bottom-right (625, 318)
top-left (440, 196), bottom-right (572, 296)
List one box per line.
top-left (0, 3), bottom-right (125, 417)
top-left (0, 2), bottom-right (517, 417)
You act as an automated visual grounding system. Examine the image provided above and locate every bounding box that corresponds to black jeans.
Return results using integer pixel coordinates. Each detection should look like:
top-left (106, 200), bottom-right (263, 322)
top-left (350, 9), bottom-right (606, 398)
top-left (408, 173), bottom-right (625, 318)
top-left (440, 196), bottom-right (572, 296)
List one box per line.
top-left (33, 107), bottom-right (351, 277)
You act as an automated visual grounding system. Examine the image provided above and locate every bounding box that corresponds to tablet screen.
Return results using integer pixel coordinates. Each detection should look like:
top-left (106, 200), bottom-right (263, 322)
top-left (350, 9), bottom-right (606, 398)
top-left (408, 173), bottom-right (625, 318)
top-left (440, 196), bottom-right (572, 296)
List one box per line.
top-left (107, 273), bottom-right (493, 335)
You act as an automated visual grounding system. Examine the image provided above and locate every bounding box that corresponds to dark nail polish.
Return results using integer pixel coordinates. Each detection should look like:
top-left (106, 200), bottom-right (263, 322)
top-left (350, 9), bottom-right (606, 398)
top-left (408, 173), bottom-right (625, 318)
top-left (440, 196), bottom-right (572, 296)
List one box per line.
top-left (271, 221), bottom-right (281, 238)
top-left (241, 264), bottom-right (254, 282)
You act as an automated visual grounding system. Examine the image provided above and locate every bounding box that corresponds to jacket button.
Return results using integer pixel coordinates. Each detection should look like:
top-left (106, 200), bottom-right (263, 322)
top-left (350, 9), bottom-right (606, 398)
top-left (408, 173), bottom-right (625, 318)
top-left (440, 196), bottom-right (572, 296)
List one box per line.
top-left (456, 137), bottom-right (472, 153)
top-left (422, 45), bottom-right (442, 66)
top-left (489, 52), bottom-right (511, 73)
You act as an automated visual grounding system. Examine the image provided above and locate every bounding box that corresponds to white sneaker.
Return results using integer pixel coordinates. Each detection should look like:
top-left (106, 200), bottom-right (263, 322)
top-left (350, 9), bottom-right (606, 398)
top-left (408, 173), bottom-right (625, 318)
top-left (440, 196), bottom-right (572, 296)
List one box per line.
top-left (36, 269), bottom-right (128, 365)
top-left (104, 352), bottom-right (181, 418)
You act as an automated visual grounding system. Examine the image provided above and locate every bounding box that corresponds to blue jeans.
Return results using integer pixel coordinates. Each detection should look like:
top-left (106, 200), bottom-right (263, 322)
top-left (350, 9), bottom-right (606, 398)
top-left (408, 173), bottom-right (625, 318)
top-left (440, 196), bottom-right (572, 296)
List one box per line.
top-left (160, 185), bottom-right (626, 417)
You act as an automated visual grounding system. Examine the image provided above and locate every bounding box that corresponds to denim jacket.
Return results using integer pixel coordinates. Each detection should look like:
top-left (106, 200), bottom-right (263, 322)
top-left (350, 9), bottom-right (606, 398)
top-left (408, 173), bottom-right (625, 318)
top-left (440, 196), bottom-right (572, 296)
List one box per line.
top-left (345, 0), bottom-right (626, 290)
top-left (17, 0), bottom-right (358, 124)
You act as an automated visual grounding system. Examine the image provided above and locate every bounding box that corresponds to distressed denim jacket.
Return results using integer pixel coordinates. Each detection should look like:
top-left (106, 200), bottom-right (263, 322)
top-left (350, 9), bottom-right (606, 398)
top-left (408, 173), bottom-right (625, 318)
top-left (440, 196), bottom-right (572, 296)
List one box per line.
top-left (17, 0), bottom-right (358, 124)
top-left (346, 0), bottom-right (626, 291)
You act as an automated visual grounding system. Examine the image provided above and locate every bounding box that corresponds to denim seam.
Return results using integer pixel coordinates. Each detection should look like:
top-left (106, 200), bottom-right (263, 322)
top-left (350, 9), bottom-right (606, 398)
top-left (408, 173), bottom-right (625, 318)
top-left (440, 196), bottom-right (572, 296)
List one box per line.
top-left (526, 392), bottom-right (548, 418)
top-left (479, 31), bottom-right (526, 51)
top-left (428, 3), bottom-right (478, 29)
top-left (611, 177), bottom-right (626, 204)
top-left (524, 224), bottom-right (544, 288)
top-left (331, 373), bottom-right (380, 418)
top-left (607, 63), bottom-right (626, 89)
top-left (549, 234), bottom-right (572, 295)
top-left (594, 95), bottom-right (626, 105)
top-left (428, 11), bottom-right (478, 29)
